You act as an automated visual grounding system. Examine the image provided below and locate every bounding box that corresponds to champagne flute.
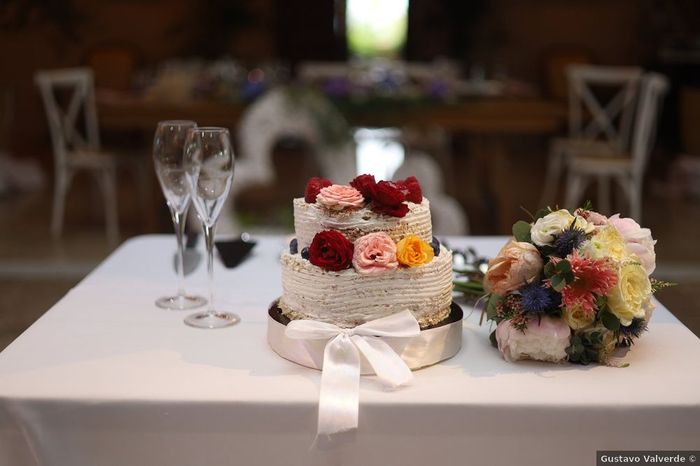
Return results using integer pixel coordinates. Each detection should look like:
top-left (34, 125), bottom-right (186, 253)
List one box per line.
top-left (183, 127), bottom-right (240, 328)
top-left (153, 120), bottom-right (207, 310)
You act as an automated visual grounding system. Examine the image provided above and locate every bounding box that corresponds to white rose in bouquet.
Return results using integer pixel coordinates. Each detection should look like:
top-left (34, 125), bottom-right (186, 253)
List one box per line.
top-left (495, 316), bottom-right (571, 363)
top-left (531, 209), bottom-right (594, 246)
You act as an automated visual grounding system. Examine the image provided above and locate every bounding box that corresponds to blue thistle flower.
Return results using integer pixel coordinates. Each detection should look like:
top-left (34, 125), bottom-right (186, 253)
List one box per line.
top-left (552, 227), bottom-right (587, 257)
top-left (619, 318), bottom-right (648, 346)
top-left (520, 282), bottom-right (560, 314)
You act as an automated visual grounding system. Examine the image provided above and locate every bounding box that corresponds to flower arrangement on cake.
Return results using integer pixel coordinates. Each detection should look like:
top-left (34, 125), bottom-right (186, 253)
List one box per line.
top-left (481, 204), bottom-right (673, 365)
top-left (296, 174), bottom-right (441, 275)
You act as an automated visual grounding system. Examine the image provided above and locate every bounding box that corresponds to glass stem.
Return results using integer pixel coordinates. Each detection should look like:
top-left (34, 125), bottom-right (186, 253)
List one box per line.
top-left (172, 208), bottom-right (186, 299)
top-left (203, 223), bottom-right (215, 315)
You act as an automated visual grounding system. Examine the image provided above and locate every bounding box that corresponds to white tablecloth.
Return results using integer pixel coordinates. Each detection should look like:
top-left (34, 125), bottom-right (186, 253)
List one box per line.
top-left (1, 235), bottom-right (698, 466)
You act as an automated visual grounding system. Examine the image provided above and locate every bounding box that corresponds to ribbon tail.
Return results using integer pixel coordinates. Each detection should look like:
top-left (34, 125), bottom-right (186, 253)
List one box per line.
top-left (317, 334), bottom-right (361, 436)
top-left (352, 335), bottom-right (413, 389)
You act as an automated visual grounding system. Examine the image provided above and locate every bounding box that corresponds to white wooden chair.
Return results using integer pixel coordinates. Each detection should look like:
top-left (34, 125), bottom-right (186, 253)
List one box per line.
top-left (540, 65), bottom-right (643, 209)
top-left (35, 67), bottom-right (147, 243)
top-left (564, 73), bottom-right (669, 221)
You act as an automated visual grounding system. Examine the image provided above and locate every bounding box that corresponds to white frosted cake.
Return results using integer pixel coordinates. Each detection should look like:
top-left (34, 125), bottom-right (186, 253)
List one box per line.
top-left (278, 175), bottom-right (454, 329)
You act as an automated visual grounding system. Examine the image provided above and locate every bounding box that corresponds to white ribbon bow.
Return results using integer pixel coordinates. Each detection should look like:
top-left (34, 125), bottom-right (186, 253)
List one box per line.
top-left (285, 310), bottom-right (421, 436)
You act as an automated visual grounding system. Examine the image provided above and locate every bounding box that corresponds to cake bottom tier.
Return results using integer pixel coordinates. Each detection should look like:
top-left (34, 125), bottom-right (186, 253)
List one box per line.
top-left (279, 247), bottom-right (454, 328)
top-left (268, 300), bottom-right (463, 373)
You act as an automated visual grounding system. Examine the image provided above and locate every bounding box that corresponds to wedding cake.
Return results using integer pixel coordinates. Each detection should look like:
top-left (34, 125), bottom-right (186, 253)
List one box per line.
top-left (277, 174), bottom-right (454, 329)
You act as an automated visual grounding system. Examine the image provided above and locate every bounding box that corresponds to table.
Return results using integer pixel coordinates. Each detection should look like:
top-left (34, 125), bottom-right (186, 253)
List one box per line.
top-left (98, 93), bottom-right (566, 234)
top-left (1, 235), bottom-right (698, 466)
top-left (97, 92), bottom-right (565, 134)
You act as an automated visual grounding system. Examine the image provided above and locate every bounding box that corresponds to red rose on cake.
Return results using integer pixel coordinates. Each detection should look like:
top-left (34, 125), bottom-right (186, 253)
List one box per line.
top-left (349, 174), bottom-right (377, 200)
top-left (396, 176), bottom-right (423, 203)
top-left (371, 181), bottom-right (409, 218)
top-left (304, 177), bottom-right (332, 203)
top-left (308, 230), bottom-right (354, 271)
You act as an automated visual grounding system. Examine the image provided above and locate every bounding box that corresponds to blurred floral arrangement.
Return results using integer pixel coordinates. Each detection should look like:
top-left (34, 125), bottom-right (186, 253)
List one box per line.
top-left (307, 58), bottom-right (462, 105)
top-left (455, 204), bottom-right (674, 366)
top-left (136, 58), bottom-right (289, 103)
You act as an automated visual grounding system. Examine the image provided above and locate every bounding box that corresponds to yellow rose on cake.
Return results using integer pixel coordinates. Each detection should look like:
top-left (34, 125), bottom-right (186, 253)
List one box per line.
top-left (396, 235), bottom-right (434, 267)
top-left (607, 261), bottom-right (652, 326)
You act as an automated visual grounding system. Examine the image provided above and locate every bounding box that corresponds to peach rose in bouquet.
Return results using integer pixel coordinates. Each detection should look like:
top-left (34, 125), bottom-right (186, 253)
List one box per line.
top-left (484, 240), bottom-right (543, 295)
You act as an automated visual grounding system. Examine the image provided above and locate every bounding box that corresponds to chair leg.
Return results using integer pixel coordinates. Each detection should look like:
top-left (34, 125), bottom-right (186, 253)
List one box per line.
top-left (539, 145), bottom-right (565, 207)
top-left (135, 161), bottom-right (152, 227)
top-left (51, 170), bottom-right (73, 238)
top-left (565, 172), bottom-right (585, 211)
top-left (97, 168), bottom-right (119, 245)
top-left (630, 176), bottom-right (642, 222)
top-left (597, 174), bottom-right (611, 215)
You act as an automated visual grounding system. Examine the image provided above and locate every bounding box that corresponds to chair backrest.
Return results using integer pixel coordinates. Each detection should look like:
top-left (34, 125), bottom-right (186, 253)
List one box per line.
top-left (297, 62), bottom-right (353, 83)
top-left (567, 65), bottom-right (642, 150)
top-left (236, 86), bottom-right (356, 195)
top-left (630, 72), bottom-right (669, 177)
top-left (542, 46), bottom-right (593, 100)
top-left (34, 67), bottom-right (100, 166)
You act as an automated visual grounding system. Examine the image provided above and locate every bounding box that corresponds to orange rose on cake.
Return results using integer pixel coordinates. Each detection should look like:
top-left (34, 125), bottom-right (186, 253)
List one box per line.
top-left (396, 235), bottom-right (434, 267)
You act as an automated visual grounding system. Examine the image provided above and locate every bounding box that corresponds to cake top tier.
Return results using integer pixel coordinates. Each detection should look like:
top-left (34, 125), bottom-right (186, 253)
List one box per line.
top-left (295, 174), bottom-right (433, 248)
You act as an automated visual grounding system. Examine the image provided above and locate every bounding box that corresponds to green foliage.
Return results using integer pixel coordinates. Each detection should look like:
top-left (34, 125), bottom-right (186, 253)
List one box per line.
top-left (543, 261), bottom-right (556, 278)
top-left (485, 293), bottom-right (502, 321)
top-left (650, 278), bottom-right (677, 293)
top-left (512, 221), bottom-right (532, 243)
top-left (580, 200), bottom-right (594, 212)
top-left (599, 310), bottom-right (621, 332)
top-left (534, 208), bottom-right (552, 220)
top-left (489, 329), bottom-right (498, 348)
top-left (453, 280), bottom-right (486, 296)
top-left (549, 259), bottom-right (574, 292)
top-left (566, 332), bottom-right (603, 365)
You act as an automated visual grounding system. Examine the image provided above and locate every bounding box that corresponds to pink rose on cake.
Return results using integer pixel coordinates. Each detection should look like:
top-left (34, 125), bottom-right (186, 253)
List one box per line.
top-left (316, 185), bottom-right (365, 210)
top-left (607, 214), bottom-right (657, 274)
top-left (352, 232), bottom-right (399, 274)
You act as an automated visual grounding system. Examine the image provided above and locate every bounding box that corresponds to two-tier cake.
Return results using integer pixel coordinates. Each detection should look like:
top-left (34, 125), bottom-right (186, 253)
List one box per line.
top-left (276, 174), bottom-right (455, 329)
top-left (268, 174), bottom-right (462, 435)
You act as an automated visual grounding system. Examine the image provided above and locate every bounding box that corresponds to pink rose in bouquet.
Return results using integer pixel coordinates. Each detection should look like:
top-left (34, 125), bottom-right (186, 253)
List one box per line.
top-left (484, 240), bottom-right (543, 295)
top-left (608, 214), bottom-right (657, 274)
top-left (495, 316), bottom-right (571, 363)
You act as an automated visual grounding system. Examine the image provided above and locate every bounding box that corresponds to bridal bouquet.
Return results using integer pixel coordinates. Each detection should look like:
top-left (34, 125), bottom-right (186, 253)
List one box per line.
top-left (483, 205), bottom-right (672, 365)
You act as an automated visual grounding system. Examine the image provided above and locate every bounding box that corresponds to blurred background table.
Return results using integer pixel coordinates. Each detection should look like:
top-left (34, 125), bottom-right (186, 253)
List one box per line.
top-left (98, 91), bottom-right (565, 234)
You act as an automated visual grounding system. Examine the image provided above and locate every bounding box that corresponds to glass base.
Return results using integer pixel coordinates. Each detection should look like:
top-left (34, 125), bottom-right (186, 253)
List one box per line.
top-left (155, 295), bottom-right (207, 310)
top-left (184, 311), bottom-right (240, 329)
